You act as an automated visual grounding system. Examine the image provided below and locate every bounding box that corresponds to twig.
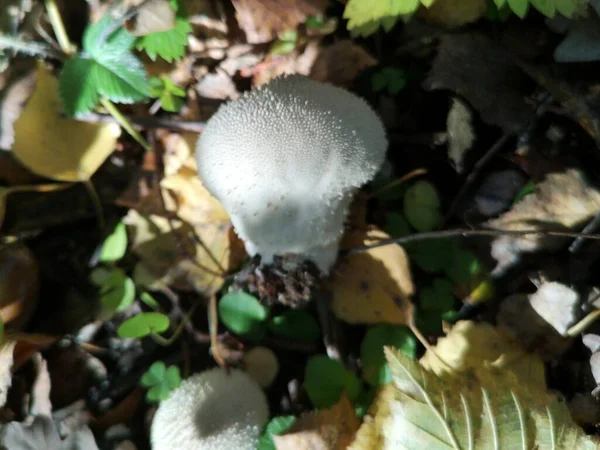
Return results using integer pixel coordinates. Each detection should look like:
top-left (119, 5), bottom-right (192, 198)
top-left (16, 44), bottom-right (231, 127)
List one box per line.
top-left (73, 112), bottom-right (206, 133)
top-left (443, 132), bottom-right (513, 224)
top-left (0, 32), bottom-right (65, 60)
top-left (342, 228), bottom-right (600, 255)
top-left (567, 309), bottom-right (600, 337)
top-left (368, 168), bottom-right (427, 199)
top-left (569, 211), bottom-right (600, 253)
top-left (44, 0), bottom-right (75, 54)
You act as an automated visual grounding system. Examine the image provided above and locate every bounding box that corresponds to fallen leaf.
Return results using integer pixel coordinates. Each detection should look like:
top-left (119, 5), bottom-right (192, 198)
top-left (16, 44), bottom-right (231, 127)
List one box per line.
top-left (424, 33), bottom-right (534, 133)
top-left (418, 0), bottom-right (487, 28)
top-left (445, 97), bottom-right (474, 173)
top-left (529, 281), bottom-right (579, 335)
top-left (310, 40), bottom-right (377, 87)
top-left (128, 0), bottom-right (176, 36)
top-left (329, 228), bottom-right (414, 325)
top-left (0, 340), bottom-right (16, 408)
top-left (232, 0), bottom-right (328, 44)
top-left (274, 395), bottom-right (360, 450)
top-left (11, 63), bottom-right (121, 181)
top-left (251, 41), bottom-right (320, 86)
top-left (486, 169), bottom-right (600, 274)
top-left (195, 71), bottom-right (239, 100)
top-left (350, 348), bottom-right (600, 450)
top-left (30, 353), bottom-right (52, 417)
top-left (419, 320), bottom-right (546, 384)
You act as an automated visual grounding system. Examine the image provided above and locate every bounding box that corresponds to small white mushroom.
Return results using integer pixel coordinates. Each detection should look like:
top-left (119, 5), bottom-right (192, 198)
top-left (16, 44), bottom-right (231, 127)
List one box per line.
top-left (150, 367), bottom-right (269, 450)
top-left (196, 75), bottom-right (387, 272)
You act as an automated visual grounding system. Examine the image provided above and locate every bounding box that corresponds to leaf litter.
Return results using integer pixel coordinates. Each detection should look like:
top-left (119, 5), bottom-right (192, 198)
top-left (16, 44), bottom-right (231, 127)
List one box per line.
top-left (2, 0), bottom-right (600, 448)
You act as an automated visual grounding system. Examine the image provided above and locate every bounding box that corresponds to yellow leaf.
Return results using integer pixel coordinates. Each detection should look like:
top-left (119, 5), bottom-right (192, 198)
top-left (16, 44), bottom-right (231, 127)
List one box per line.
top-left (11, 63), bottom-right (121, 181)
top-left (274, 395), bottom-right (360, 450)
top-left (329, 228), bottom-right (414, 325)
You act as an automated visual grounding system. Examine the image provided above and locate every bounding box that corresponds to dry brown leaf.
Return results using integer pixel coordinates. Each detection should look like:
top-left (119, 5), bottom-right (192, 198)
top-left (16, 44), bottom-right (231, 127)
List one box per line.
top-left (11, 64), bottom-right (121, 181)
top-left (232, 0), bottom-right (328, 43)
top-left (486, 169), bottom-right (600, 274)
top-left (0, 340), bottom-right (16, 408)
top-left (329, 228), bottom-right (414, 325)
top-left (251, 41), bottom-right (320, 86)
top-left (127, 0), bottom-right (176, 36)
top-left (310, 40), bottom-right (377, 87)
top-left (419, 0), bottom-right (487, 28)
top-left (274, 395), bottom-right (360, 450)
top-left (419, 320), bottom-right (546, 385)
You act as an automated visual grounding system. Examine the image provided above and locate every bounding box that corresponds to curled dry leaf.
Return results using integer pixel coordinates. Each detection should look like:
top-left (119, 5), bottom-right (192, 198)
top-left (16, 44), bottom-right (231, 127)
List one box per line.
top-left (350, 348), bottom-right (600, 450)
top-left (127, 0), bottom-right (176, 36)
top-left (274, 395), bottom-right (360, 450)
top-left (486, 169), bottom-right (600, 275)
top-left (528, 281), bottom-right (579, 335)
top-left (310, 40), bottom-right (377, 87)
top-left (232, 0), bottom-right (328, 43)
top-left (11, 64), bottom-right (121, 181)
top-left (329, 228), bottom-right (414, 325)
top-left (419, 320), bottom-right (546, 385)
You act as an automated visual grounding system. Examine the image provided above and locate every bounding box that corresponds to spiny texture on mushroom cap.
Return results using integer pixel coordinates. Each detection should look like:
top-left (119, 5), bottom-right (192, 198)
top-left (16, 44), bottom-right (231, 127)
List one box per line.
top-left (196, 75), bottom-right (387, 272)
top-left (150, 368), bottom-right (269, 450)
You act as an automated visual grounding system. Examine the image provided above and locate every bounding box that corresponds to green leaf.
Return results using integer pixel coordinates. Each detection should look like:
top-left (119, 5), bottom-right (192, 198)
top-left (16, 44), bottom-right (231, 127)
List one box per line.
top-left (92, 267), bottom-right (136, 313)
top-left (444, 249), bottom-right (481, 285)
top-left (218, 291), bottom-right (269, 341)
top-left (555, 0), bottom-right (578, 16)
top-left (531, 0), bottom-right (556, 16)
top-left (405, 238), bottom-right (458, 273)
top-left (140, 292), bottom-right (161, 309)
top-left (258, 416), bottom-right (297, 450)
top-left (137, 15), bottom-right (191, 62)
top-left (360, 325), bottom-right (417, 386)
top-left (494, 0), bottom-right (508, 6)
top-left (92, 52), bottom-right (149, 103)
top-left (384, 213), bottom-right (411, 237)
top-left (403, 180), bottom-right (441, 232)
top-left (508, 0), bottom-right (530, 17)
top-left (270, 39), bottom-right (297, 55)
top-left (149, 76), bottom-right (186, 112)
top-left (83, 16), bottom-right (136, 56)
top-left (344, 0), bottom-right (419, 37)
top-left (269, 310), bottom-right (320, 343)
top-left (419, 278), bottom-right (455, 312)
top-left (140, 361), bottom-right (181, 403)
top-left (118, 312), bottom-right (170, 338)
top-left (420, 0), bottom-right (436, 6)
top-left (305, 15), bottom-right (325, 28)
top-left (305, 355), bottom-right (361, 408)
top-left (99, 221), bottom-right (128, 262)
top-left (59, 57), bottom-right (100, 116)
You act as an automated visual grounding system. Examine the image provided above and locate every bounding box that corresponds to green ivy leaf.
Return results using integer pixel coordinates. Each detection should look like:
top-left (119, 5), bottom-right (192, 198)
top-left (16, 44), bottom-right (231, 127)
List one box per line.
top-left (140, 361), bottom-right (181, 402)
top-left (360, 325), bottom-right (417, 386)
top-left (118, 312), bottom-right (170, 338)
top-left (99, 221), bottom-right (128, 262)
top-left (403, 180), bottom-right (441, 232)
top-left (268, 310), bottom-right (320, 343)
top-left (257, 416), bottom-right (297, 450)
top-left (508, 0), bottom-right (530, 17)
top-left (419, 278), bottom-right (455, 312)
top-left (305, 355), bottom-right (361, 408)
top-left (218, 291), bottom-right (269, 341)
top-left (531, 0), bottom-right (556, 16)
top-left (137, 15), bottom-right (191, 62)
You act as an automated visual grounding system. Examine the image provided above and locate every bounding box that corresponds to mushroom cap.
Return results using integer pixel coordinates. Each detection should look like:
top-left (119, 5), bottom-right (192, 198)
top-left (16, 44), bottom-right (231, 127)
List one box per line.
top-left (150, 368), bottom-right (269, 450)
top-left (196, 75), bottom-right (387, 271)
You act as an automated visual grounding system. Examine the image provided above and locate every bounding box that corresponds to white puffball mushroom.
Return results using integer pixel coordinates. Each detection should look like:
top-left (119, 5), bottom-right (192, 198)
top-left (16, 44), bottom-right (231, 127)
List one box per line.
top-left (196, 75), bottom-right (387, 272)
top-left (150, 367), bottom-right (269, 450)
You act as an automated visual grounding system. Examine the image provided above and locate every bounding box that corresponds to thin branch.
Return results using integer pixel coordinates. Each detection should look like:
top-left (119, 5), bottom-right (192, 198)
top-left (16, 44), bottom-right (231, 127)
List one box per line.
top-left (73, 111), bottom-right (206, 133)
top-left (0, 32), bottom-right (65, 60)
top-left (44, 0), bottom-right (75, 54)
top-left (342, 228), bottom-right (600, 255)
top-left (100, 98), bottom-right (151, 150)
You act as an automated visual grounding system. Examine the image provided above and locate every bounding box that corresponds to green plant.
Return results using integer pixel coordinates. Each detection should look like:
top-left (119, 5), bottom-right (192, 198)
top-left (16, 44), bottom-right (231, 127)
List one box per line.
top-left (403, 180), bottom-right (441, 232)
top-left (118, 312), bottom-right (170, 339)
top-left (140, 361), bottom-right (182, 402)
top-left (371, 67), bottom-right (407, 95)
top-left (98, 221), bottom-right (128, 263)
top-left (270, 29), bottom-right (298, 55)
top-left (90, 266), bottom-right (136, 315)
top-left (149, 76), bottom-right (186, 112)
top-left (257, 416), bottom-right (297, 450)
top-left (305, 355), bottom-right (361, 408)
top-left (218, 291), bottom-right (269, 341)
top-left (268, 310), bottom-right (320, 343)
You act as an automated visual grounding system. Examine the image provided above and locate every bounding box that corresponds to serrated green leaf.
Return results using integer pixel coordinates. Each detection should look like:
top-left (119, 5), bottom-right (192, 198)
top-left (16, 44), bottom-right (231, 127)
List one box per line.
top-left (93, 52), bottom-right (149, 103)
top-left (59, 57), bottom-right (100, 116)
top-left (361, 325), bottom-right (416, 386)
top-left (403, 180), bottom-right (441, 232)
top-left (84, 16), bottom-right (136, 57)
top-left (268, 310), bottom-right (320, 343)
top-left (508, 0), bottom-right (530, 17)
top-left (531, 0), bottom-right (556, 16)
top-left (137, 15), bottom-right (191, 62)
top-left (218, 291), bottom-right (268, 341)
top-left (344, 0), bottom-right (419, 37)
top-left (99, 221), bottom-right (128, 262)
top-left (258, 416), bottom-right (297, 450)
top-left (305, 355), bottom-right (361, 409)
top-left (118, 312), bottom-right (170, 338)
top-left (555, 0), bottom-right (578, 16)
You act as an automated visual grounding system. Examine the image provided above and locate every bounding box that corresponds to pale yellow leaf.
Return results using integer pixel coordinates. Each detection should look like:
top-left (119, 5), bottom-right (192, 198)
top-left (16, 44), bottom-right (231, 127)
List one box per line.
top-left (11, 64), bottom-right (121, 182)
top-left (329, 228), bottom-right (414, 325)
